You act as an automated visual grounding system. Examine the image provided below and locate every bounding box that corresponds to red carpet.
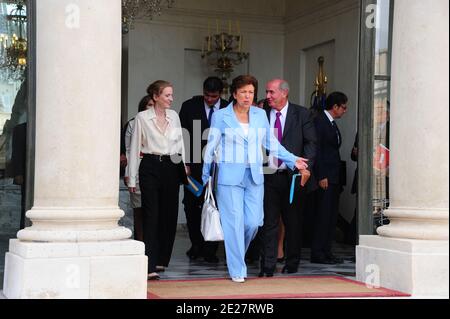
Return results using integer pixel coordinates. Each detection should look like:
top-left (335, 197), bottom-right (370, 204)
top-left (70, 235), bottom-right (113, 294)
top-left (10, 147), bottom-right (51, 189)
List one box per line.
top-left (147, 276), bottom-right (410, 299)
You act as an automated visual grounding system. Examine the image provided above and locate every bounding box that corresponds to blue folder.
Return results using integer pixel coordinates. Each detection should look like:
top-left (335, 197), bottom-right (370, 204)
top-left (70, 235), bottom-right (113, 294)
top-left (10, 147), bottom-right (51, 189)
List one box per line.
top-left (290, 173), bottom-right (302, 204)
top-left (186, 176), bottom-right (204, 197)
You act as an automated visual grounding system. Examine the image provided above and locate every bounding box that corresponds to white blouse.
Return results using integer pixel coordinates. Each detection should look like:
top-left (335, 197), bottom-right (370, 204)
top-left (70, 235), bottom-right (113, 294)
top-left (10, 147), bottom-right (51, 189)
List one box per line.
top-left (240, 122), bottom-right (249, 137)
top-left (128, 107), bottom-right (185, 188)
top-left (124, 118), bottom-right (136, 179)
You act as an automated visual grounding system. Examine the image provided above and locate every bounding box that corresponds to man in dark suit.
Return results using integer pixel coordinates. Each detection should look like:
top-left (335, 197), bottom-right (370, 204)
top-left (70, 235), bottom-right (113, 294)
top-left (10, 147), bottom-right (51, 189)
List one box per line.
top-left (179, 77), bottom-right (229, 263)
top-left (311, 91), bottom-right (348, 264)
top-left (259, 79), bottom-right (317, 277)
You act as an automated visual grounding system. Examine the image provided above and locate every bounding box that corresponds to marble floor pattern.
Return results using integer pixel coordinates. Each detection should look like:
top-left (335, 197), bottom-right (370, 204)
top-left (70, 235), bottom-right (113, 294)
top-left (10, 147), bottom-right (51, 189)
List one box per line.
top-left (0, 229), bottom-right (356, 292)
top-left (158, 229), bottom-right (356, 281)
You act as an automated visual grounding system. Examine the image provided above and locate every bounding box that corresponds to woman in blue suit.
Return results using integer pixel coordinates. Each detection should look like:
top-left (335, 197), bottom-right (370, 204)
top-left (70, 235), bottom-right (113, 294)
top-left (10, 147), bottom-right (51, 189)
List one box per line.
top-left (202, 75), bottom-right (308, 283)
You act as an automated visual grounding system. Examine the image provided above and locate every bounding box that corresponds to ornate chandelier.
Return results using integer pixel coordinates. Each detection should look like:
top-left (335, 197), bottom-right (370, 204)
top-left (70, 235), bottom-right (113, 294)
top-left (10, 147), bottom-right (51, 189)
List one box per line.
top-left (122, 0), bottom-right (175, 34)
top-left (0, 1), bottom-right (27, 81)
top-left (201, 20), bottom-right (249, 95)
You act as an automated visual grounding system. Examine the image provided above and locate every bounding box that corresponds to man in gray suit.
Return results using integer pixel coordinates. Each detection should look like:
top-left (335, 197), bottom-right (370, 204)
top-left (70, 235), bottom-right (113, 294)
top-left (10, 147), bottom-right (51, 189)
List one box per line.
top-left (259, 79), bottom-right (317, 276)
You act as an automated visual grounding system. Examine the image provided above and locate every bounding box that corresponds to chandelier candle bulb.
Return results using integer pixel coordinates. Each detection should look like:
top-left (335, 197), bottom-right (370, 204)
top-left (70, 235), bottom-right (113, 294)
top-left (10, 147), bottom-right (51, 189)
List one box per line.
top-left (122, 0), bottom-right (175, 34)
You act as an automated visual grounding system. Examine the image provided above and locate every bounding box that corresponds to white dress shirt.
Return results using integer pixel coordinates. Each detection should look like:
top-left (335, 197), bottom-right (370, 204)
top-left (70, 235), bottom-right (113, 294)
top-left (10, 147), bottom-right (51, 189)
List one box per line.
top-left (240, 122), bottom-right (250, 167)
top-left (204, 99), bottom-right (221, 120)
top-left (128, 107), bottom-right (185, 188)
top-left (269, 102), bottom-right (289, 170)
top-left (324, 110), bottom-right (334, 123)
top-left (324, 110), bottom-right (340, 145)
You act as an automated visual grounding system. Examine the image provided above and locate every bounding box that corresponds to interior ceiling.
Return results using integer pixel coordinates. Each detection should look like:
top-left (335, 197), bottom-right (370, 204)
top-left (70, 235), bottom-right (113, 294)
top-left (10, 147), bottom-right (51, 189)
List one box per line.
top-left (171, 0), bottom-right (342, 20)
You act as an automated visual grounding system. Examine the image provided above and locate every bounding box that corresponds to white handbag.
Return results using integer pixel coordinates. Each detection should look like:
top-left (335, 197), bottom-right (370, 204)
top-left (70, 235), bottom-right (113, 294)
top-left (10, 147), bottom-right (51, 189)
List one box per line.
top-left (201, 177), bottom-right (224, 242)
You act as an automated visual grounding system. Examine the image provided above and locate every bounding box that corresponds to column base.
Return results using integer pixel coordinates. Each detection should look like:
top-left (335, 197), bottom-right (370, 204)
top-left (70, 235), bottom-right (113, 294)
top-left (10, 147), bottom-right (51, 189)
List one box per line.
top-left (356, 236), bottom-right (449, 297)
top-left (2, 239), bottom-right (148, 299)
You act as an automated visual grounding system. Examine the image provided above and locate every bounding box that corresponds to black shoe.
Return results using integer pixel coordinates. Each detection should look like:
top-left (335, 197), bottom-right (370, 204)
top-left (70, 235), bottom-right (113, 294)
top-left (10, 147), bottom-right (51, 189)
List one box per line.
top-left (204, 255), bottom-right (219, 263)
top-left (258, 271), bottom-right (274, 278)
top-left (147, 272), bottom-right (160, 280)
top-left (281, 266), bottom-right (298, 274)
top-left (326, 254), bottom-right (344, 264)
top-left (258, 267), bottom-right (274, 278)
top-left (186, 246), bottom-right (201, 260)
top-left (277, 257), bottom-right (285, 263)
top-left (310, 256), bottom-right (337, 264)
top-left (156, 266), bottom-right (166, 272)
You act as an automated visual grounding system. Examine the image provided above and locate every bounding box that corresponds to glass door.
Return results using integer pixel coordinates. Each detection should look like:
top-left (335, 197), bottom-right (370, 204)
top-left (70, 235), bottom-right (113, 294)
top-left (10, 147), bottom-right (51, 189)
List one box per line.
top-left (357, 0), bottom-right (394, 236)
top-left (372, 0), bottom-right (393, 228)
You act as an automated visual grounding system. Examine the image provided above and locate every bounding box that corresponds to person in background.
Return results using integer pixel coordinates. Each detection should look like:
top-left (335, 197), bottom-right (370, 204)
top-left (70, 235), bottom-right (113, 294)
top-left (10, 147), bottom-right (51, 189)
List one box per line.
top-left (311, 91), bottom-right (348, 264)
top-left (11, 122), bottom-right (27, 230)
top-left (202, 75), bottom-right (309, 283)
top-left (128, 80), bottom-right (187, 280)
top-left (346, 133), bottom-right (358, 247)
top-left (259, 79), bottom-right (317, 277)
top-left (123, 95), bottom-right (154, 242)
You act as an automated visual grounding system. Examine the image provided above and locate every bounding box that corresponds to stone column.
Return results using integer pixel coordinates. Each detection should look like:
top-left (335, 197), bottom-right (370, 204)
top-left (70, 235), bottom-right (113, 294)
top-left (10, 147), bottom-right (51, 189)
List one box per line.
top-left (3, 0), bottom-right (147, 299)
top-left (357, 0), bottom-right (449, 297)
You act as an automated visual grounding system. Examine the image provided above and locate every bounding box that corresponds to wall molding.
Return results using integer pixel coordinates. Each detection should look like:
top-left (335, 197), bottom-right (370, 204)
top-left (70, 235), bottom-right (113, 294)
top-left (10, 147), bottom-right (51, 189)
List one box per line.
top-left (285, 0), bottom-right (360, 33)
top-left (135, 7), bottom-right (285, 35)
top-left (133, 1), bottom-right (360, 35)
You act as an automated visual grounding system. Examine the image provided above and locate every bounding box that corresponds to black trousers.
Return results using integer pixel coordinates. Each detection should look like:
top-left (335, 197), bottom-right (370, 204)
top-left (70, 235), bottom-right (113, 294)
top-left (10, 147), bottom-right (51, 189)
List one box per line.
top-left (311, 183), bottom-right (340, 258)
top-left (20, 183), bottom-right (26, 230)
top-left (302, 190), bottom-right (317, 248)
top-left (139, 156), bottom-right (180, 273)
top-left (183, 186), bottom-right (219, 257)
top-left (261, 172), bottom-right (306, 271)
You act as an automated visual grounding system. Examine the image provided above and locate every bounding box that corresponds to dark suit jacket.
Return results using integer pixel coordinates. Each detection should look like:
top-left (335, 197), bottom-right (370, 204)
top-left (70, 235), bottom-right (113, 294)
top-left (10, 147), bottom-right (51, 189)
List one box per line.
top-left (351, 133), bottom-right (358, 194)
top-left (179, 95), bottom-right (228, 180)
top-left (264, 103), bottom-right (317, 192)
top-left (11, 122), bottom-right (27, 178)
top-left (314, 111), bottom-right (344, 185)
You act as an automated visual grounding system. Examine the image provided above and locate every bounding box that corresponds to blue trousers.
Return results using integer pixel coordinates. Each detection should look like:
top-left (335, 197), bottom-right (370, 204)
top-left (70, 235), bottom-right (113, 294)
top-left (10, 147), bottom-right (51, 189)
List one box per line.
top-left (216, 168), bottom-right (264, 278)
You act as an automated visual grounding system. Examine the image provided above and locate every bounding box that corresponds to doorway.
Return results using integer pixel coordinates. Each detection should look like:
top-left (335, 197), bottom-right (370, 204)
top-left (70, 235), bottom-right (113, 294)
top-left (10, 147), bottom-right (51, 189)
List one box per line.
top-left (121, 0), bottom-right (374, 279)
top-left (357, 0), bottom-right (393, 237)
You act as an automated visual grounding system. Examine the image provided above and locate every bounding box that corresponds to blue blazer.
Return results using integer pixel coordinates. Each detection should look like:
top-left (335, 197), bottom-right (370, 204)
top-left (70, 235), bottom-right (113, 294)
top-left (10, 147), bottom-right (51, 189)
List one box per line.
top-left (202, 103), bottom-right (298, 186)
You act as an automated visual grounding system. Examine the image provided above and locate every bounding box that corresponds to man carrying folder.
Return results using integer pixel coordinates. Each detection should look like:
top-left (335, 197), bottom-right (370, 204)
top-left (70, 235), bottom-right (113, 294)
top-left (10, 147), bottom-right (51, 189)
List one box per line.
top-left (179, 77), bottom-right (228, 263)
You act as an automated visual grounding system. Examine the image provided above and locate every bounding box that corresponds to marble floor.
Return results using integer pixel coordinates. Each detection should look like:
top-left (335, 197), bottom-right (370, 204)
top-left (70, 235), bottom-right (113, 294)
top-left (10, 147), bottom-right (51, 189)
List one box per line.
top-left (158, 228), bottom-right (356, 281)
top-left (0, 228), bottom-right (357, 291)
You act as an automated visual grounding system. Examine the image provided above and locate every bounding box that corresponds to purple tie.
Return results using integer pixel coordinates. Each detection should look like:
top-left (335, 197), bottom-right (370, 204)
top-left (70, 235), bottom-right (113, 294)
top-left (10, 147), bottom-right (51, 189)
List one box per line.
top-left (274, 112), bottom-right (283, 167)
